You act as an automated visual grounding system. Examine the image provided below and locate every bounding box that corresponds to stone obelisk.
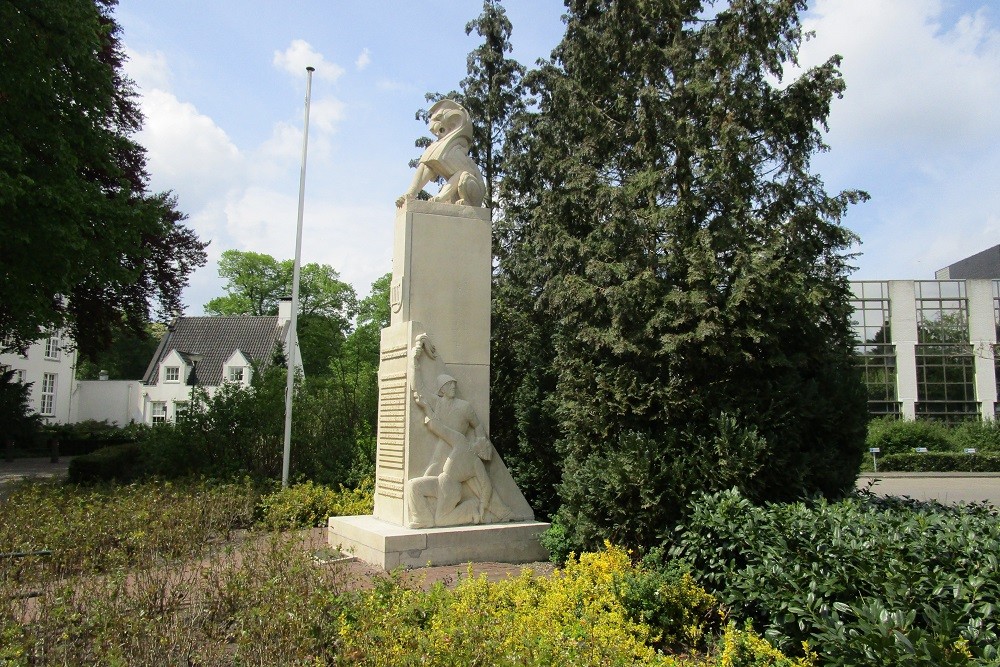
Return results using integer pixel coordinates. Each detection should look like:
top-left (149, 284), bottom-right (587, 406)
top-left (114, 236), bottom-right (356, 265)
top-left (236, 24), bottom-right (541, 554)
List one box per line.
top-left (328, 100), bottom-right (547, 569)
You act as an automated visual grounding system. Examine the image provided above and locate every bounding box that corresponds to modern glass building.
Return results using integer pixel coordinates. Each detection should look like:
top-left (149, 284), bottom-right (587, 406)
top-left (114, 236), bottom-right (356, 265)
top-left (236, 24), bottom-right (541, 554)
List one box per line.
top-left (850, 279), bottom-right (999, 421)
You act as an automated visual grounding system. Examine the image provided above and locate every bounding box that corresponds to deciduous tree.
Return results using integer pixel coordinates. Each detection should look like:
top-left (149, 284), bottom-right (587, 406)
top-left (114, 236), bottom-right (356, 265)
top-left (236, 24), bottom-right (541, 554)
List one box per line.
top-left (204, 249), bottom-right (358, 377)
top-left (0, 0), bottom-right (207, 356)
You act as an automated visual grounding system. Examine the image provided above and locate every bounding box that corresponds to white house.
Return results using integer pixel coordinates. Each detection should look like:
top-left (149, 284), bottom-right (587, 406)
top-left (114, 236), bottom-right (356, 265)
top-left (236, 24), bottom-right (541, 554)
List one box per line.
top-left (137, 299), bottom-right (301, 424)
top-left (0, 330), bottom-right (78, 424)
top-left (3, 300), bottom-right (302, 427)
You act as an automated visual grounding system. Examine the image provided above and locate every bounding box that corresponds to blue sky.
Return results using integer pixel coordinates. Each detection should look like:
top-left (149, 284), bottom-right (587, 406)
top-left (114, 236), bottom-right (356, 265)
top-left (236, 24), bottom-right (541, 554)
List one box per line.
top-left (115, 0), bottom-right (1000, 313)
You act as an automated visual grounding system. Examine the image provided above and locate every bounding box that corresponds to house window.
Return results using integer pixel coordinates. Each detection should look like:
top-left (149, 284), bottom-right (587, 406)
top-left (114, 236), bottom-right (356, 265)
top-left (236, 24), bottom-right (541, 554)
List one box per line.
top-left (44, 333), bottom-right (60, 360)
top-left (164, 366), bottom-right (180, 383)
top-left (151, 402), bottom-right (167, 424)
top-left (228, 366), bottom-right (245, 383)
top-left (40, 373), bottom-right (57, 416)
top-left (174, 401), bottom-right (189, 422)
top-left (12, 369), bottom-right (26, 384)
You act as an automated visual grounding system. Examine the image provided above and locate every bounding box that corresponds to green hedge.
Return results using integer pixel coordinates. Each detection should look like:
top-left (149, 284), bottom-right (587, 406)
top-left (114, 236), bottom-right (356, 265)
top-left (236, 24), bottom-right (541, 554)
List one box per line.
top-left (865, 417), bottom-right (952, 457)
top-left (880, 451), bottom-right (1000, 472)
top-left (67, 443), bottom-right (144, 484)
top-left (672, 489), bottom-right (1000, 666)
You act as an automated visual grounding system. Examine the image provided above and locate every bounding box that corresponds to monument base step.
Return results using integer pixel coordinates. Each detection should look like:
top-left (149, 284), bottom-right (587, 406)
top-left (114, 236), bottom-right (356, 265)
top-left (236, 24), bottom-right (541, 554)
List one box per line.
top-left (327, 515), bottom-right (550, 570)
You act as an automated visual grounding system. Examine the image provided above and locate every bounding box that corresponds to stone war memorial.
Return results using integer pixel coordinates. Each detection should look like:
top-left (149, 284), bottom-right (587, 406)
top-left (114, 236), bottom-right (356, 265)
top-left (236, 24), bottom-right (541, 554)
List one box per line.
top-left (328, 100), bottom-right (549, 569)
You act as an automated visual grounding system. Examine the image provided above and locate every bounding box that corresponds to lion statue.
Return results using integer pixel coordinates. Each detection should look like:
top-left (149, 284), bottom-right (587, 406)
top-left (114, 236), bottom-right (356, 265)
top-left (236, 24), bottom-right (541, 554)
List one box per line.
top-left (396, 99), bottom-right (486, 208)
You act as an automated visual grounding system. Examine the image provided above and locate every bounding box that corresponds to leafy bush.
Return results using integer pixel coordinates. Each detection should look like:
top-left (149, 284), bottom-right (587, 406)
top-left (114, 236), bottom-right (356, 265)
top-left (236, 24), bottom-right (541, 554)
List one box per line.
top-left (866, 417), bottom-right (953, 457)
top-left (880, 451), bottom-right (1000, 472)
top-left (556, 413), bottom-right (774, 554)
top-left (67, 443), bottom-right (143, 484)
top-left (256, 478), bottom-right (374, 530)
top-left (41, 419), bottom-right (138, 456)
top-left (125, 366), bottom-right (375, 487)
top-left (538, 514), bottom-right (574, 564)
top-left (340, 543), bottom-right (812, 666)
top-left (950, 420), bottom-right (1000, 453)
top-left (613, 553), bottom-right (722, 652)
top-left (671, 489), bottom-right (1000, 666)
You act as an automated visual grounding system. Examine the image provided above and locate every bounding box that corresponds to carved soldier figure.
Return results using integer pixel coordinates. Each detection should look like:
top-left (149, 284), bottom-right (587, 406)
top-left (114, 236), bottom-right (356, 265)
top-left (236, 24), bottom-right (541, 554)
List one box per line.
top-left (405, 374), bottom-right (512, 529)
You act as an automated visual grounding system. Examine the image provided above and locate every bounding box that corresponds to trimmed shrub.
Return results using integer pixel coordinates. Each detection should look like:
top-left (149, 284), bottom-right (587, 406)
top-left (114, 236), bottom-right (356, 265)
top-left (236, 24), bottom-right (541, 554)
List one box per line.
top-left (67, 443), bottom-right (143, 484)
top-left (255, 478), bottom-right (374, 530)
top-left (41, 420), bottom-right (139, 456)
top-left (880, 451), bottom-right (1000, 472)
top-left (950, 420), bottom-right (1000, 453)
top-left (866, 417), bottom-right (953, 457)
top-left (671, 489), bottom-right (1000, 666)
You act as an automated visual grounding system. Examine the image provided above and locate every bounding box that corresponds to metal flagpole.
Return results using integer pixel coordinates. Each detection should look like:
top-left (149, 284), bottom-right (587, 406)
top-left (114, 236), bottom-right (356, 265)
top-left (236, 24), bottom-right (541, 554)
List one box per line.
top-left (282, 65), bottom-right (315, 488)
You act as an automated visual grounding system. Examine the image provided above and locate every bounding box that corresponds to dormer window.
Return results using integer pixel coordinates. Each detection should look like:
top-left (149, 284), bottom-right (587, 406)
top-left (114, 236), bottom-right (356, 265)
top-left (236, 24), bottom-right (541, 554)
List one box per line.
top-left (228, 366), bottom-right (245, 383)
top-left (164, 366), bottom-right (180, 383)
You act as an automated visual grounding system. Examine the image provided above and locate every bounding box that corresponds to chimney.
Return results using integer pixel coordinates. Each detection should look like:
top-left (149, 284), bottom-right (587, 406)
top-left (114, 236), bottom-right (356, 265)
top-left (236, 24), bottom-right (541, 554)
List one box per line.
top-left (278, 296), bottom-right (293, 325)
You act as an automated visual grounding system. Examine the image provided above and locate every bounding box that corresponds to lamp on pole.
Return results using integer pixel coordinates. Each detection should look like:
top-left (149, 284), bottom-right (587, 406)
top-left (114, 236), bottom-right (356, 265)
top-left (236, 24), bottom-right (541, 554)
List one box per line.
top-left (282, 65), bottom-right (315, 488)
top-left (186, 352), bottom-right (203, 416)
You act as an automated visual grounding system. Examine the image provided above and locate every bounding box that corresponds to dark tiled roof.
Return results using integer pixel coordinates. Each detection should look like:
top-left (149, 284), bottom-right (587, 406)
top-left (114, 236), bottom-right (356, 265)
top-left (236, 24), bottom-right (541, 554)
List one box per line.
top-left (143, 316), bottom-right (289, 386)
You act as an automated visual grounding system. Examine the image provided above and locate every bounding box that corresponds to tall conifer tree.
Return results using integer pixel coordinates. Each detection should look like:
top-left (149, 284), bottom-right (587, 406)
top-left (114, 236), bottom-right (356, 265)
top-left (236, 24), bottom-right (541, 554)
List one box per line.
top-left (498, 0), bottom-right (868, 549)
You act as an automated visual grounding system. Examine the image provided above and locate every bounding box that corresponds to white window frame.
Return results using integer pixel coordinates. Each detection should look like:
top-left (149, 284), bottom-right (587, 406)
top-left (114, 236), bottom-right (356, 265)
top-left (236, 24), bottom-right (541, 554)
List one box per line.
top-left (40, 373), bottom-right (57, 416)
top-left (13, 369), bottom-right (26, 384)
top-left (164, 366), bottom-right (180, 383)
top-left (44, 333), bottom-right (60, 360)
top-left (151, 401), bottom-right (167, 424)
top-left (228, 366), bottom-right (245, 384)
top-left (173, 400), bottom-right (189, 422)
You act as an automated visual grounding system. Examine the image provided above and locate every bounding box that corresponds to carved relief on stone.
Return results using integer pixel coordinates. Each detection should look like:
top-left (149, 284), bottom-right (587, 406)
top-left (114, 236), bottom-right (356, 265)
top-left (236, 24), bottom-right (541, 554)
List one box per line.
top-left (403, 333), bottom-right (513, 529)
top-left (396, 100), bottom-right (486, 209)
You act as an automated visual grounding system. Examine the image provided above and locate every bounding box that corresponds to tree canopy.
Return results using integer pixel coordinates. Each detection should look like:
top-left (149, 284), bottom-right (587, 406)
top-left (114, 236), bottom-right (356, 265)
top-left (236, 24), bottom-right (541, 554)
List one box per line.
top-left (204, 249), bottom-right (358, 377)
top-left (494, 0), bottom-right (868, 550)
top-left (0, 0), bottom-right (207, 356)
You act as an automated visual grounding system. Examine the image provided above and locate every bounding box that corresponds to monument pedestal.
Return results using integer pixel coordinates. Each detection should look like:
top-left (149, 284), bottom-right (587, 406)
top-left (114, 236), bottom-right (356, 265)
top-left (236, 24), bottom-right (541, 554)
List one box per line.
top-left (329, 197), bottom-right (548, 569)
top-left (328, 516), bottom-right (549, 569)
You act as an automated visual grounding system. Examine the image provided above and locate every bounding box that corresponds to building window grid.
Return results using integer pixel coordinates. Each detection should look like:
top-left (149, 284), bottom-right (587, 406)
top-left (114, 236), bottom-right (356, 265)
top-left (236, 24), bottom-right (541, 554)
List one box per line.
top-left (40, 373), bottom-right (56, 416)
top-left (228, 366), bottom-right (245, 383)
top-left (915, 281), bottom-right (978, 422)
top-left (151, 402), bottom-right (167, 424)
top-left (850, 282), bottom-right (899, 416)
top-left (164, 366), bottom-right (180, 382)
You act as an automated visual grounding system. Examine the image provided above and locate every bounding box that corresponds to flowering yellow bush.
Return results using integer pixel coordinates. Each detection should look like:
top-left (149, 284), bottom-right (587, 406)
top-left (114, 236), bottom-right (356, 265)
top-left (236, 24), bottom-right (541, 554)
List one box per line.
top-left (337, 543), bottom-right (813, 666)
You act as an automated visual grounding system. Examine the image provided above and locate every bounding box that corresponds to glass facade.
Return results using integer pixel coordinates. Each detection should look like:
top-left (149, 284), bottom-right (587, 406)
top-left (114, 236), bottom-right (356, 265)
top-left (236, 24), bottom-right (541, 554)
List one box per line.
top-left (914, 281), bottom-right (978, 422)
top-left (850, 282), bottom-right (900, 416)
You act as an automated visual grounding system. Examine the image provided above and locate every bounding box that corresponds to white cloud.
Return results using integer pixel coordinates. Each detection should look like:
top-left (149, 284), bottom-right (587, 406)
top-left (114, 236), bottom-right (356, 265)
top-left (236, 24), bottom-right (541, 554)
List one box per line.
top-left (273, 39), bottom-right (344, 82)
top-left (355, 47), bottom-right (371, 70)
top-left (124, 47), bottom-right (173, 93)
top-left (136, 89), bottom-right (245, 212)
top-left (798, 0), bottom-right (1000, 155)
top-left (310, 98), bottom-right (346, 134)
top-left (376, 78), bottom-right (417, 93)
